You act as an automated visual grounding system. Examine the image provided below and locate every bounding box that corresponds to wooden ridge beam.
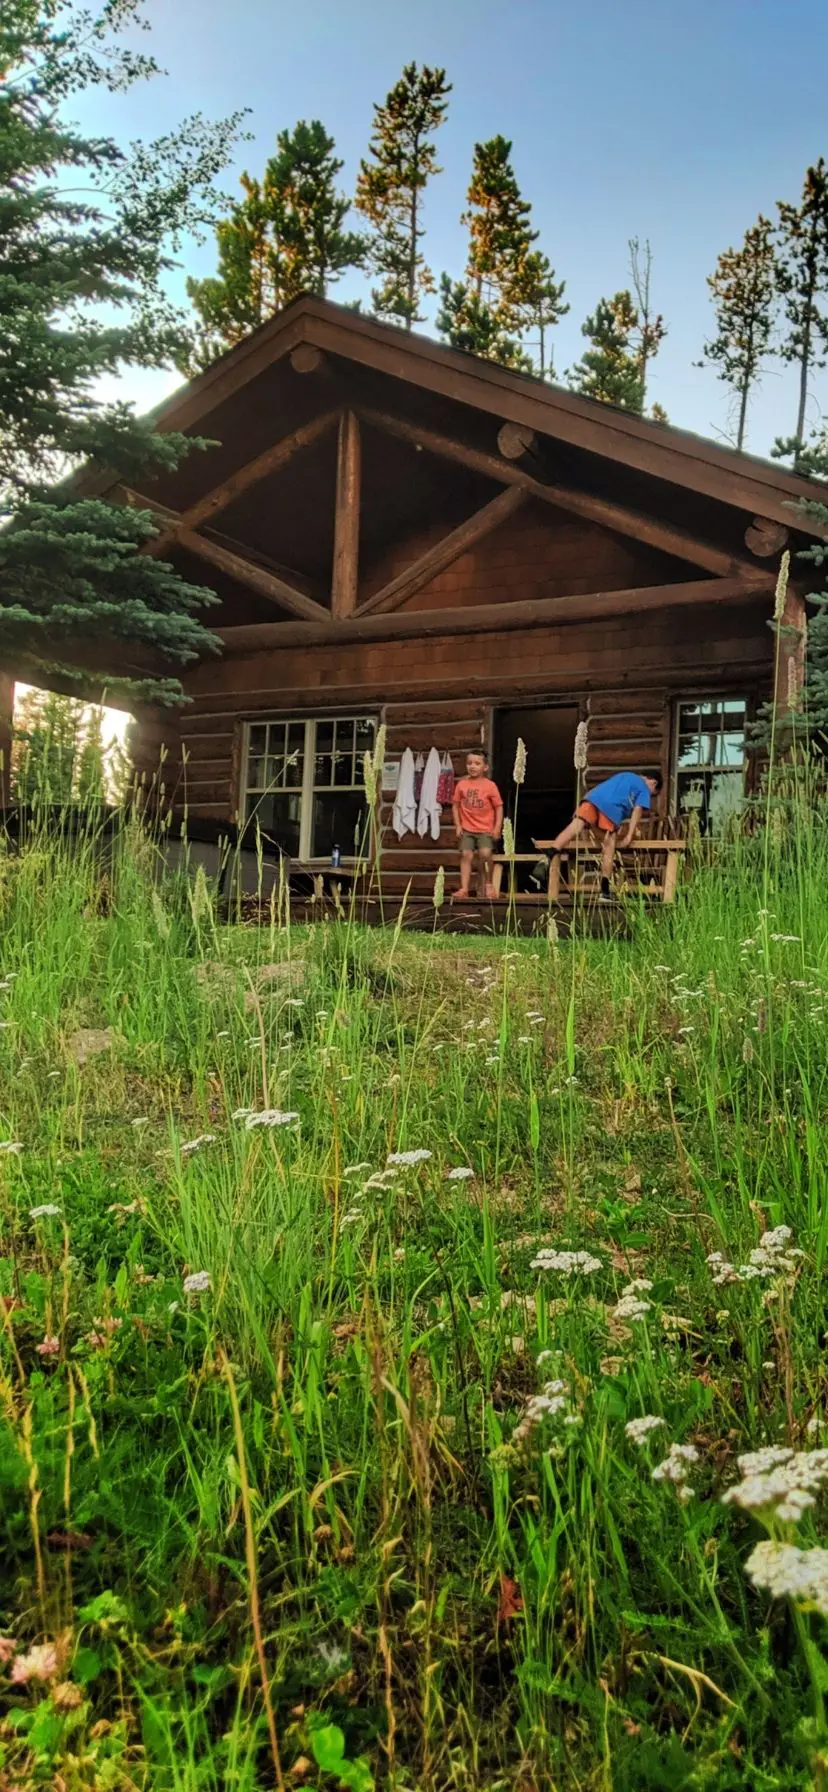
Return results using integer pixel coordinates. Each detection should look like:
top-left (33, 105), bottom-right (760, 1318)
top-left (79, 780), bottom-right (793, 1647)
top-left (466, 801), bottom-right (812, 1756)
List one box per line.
top-left (331, 410), bottom-right (361, 618)
top-left (357, 406), bottom-right (755, 579)
top-left (218, 573), bottom-right (774, 653)
top-left (145, 408), bottom-right (338, 557)
top-left (359, 485), bottom-right (525, 617)
top-left (176, 529), bottom-right (330, 623)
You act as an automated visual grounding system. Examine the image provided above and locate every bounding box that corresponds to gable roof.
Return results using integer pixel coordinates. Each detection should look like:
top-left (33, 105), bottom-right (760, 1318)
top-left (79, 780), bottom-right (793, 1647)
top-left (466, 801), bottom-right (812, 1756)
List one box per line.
top-left (143, 294), bottom-right (826, 535)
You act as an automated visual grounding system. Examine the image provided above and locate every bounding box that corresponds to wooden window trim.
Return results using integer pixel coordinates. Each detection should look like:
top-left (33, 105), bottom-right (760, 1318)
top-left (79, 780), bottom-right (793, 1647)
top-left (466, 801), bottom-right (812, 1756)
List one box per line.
top-left (670, 691), bottom-right (754, 828)
top-left (241, 713), bottom-right (376, 864)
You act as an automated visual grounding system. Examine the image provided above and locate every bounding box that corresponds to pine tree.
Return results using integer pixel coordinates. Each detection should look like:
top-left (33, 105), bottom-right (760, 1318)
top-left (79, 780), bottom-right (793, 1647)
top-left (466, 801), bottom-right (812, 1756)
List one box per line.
top-left (355, 63), bottom-right (451, 327)
top-left (568, 293), bottom-right (644, 410)
top-left (1, 0), bottom-right (245, 703)
top-left (438, 136), bottom-right (564, 373)
top-left (186, 122), bottom-right (363, 366)
top-left (628, 238), bottom-right (667, 413)
top-left (13, 690), bottom-right (83, 804)
top-left (569, 279), bottom-right (666, 415)
top-left (76, 707), bottom-right (107, 807)
top-left (775, 160), bottom-right (828, 467)
top-left (185, 176), bottom-right (278, 365)
top-left (436, 279), bottom-right (529, 369)
top-left (510, 251), bottom-right (568, 379)
top-left (701, 217), bottom-right (776, 451)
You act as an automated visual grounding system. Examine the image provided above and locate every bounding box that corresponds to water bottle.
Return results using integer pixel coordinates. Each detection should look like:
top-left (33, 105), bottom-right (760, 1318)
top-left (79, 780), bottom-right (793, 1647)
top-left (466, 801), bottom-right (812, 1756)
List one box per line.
top-left (331, 844), bottom-right (342, 869)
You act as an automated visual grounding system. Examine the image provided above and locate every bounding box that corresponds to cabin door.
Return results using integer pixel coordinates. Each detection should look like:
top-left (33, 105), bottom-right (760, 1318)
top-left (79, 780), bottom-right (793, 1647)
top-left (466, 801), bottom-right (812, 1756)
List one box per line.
top-left (494, 705), bottom-right (579, 870)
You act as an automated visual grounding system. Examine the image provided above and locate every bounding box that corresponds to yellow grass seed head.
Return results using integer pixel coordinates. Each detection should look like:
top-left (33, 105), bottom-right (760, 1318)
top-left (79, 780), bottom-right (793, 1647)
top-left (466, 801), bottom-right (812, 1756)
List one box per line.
top-left (503, 817), bottom-right (515, 857)
top-left (574, 720), bottom-right (589, 772)
top-left (773, 550), bottom-right (791, 623)
top-left (433, 863), bottom-right (445, 910)
top-left (513, 736), bottom-right (527, 785)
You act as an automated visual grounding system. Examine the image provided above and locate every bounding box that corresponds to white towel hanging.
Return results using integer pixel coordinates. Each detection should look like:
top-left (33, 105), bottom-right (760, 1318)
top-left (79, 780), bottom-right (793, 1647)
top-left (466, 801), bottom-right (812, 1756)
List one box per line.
top-left (417, 746), bottom-right (442, 840)
top-left (393, 747), bottom-right (417, 838)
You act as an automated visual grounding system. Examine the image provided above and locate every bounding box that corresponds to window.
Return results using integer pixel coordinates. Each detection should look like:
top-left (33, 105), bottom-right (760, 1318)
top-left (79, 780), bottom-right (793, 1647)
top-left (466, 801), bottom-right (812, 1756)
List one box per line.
top-left (674, 697), bottom-right (748, 833)
top-left (243, 716), bottom-right (376, 860)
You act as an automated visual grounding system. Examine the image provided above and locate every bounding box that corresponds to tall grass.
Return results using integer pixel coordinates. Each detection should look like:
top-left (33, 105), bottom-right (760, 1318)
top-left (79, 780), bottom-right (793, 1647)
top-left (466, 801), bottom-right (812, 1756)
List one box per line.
top-left (1, 796), bottom-right (828, 1788)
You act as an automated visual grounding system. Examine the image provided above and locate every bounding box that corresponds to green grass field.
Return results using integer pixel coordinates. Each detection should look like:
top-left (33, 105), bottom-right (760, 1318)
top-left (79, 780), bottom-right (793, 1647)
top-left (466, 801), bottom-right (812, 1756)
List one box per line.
top-left (2, 807), bottom-right (828, 1790)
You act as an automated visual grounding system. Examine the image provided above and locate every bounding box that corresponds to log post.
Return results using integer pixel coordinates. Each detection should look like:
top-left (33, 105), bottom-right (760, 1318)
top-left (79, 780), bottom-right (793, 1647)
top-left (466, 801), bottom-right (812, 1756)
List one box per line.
top-left (331, 410), bottom-right (361, 619)
top-left (0, 673), bottom-right (13, 806)
top-left (773, 579), bottom-right (807, 723)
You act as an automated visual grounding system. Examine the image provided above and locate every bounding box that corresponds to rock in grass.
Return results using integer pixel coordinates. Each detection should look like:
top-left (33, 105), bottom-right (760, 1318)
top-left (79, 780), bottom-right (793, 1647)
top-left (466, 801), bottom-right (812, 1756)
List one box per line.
top-left (68, 1027), bottom-right (118, 1067)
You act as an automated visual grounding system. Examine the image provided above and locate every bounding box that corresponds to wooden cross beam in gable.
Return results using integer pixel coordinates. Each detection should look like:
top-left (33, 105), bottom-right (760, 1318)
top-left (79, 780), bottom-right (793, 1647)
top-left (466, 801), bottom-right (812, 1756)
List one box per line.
top-left (358, 486), bottom-right (526, 617)
top-left (123, 488), bottom-right (329, 623)
top-left (144, 408), bottom-right (339, 559)
top-left (357, 406), bottom-right (757, 580)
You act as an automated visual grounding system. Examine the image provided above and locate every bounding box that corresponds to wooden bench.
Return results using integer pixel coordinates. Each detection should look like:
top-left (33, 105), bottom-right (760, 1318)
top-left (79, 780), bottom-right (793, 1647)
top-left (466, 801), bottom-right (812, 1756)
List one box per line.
top-left (532, 837), bottom-right (687, 904)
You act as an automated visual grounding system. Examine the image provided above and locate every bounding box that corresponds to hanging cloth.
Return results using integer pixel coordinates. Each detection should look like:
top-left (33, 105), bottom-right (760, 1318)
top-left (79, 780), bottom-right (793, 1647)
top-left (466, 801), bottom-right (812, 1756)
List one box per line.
top-left (412, 752), bottom-right (425, 805)
top-left (436, 752), bottom-right (455, 807)
top-left (393, 747), bottom-right (418, 839)
top-left (417, 746), bottom-right (443, 841)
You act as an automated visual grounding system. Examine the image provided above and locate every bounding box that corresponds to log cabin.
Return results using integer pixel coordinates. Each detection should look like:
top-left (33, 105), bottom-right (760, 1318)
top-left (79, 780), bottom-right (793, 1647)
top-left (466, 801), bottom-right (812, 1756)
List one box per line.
top-left (38, 296), bottom-right (828, 907)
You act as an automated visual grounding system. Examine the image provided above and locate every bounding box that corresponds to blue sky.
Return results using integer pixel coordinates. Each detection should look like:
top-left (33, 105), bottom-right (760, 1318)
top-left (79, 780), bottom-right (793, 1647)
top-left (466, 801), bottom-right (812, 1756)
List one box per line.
top-left (78, 0), bottom-right (828, 459)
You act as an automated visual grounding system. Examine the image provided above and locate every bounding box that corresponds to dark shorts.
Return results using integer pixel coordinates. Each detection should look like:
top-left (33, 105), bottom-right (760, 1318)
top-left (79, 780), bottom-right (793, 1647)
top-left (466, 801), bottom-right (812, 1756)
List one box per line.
top-left (460, 831), bottom-right (494, 853)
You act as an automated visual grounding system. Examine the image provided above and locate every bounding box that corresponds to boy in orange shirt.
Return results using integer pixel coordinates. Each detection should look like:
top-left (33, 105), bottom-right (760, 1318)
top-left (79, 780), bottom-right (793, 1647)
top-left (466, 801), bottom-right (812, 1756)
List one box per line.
top-left (451, 751), bottom-right (504, 900)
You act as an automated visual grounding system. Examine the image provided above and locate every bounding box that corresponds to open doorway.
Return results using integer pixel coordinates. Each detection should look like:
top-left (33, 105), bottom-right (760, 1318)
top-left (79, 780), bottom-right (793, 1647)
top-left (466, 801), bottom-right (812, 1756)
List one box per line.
top-left (494, 705), bottom-right (579, 878)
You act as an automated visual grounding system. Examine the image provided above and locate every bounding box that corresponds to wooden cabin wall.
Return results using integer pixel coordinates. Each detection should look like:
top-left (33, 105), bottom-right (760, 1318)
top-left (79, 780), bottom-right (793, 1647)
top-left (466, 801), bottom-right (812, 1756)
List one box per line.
top-left (130, 597), bottom-right (773, 897)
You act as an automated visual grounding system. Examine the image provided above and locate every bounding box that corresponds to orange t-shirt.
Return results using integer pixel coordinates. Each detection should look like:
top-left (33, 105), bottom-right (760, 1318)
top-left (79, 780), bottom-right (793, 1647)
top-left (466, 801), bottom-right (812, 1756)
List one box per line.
top-left (454, 776), bottom-right (503, 835)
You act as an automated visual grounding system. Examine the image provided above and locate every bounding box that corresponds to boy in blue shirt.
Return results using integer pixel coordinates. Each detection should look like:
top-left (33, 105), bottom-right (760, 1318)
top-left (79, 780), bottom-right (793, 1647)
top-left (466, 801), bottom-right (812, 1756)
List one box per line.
top-left (531, 770), bottom-right (662, 898)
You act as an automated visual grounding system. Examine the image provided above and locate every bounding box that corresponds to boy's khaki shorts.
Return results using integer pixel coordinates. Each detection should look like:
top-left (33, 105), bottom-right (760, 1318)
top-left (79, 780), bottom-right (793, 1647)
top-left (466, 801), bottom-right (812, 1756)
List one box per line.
top-left (460, 831), bottom-right (494, 852)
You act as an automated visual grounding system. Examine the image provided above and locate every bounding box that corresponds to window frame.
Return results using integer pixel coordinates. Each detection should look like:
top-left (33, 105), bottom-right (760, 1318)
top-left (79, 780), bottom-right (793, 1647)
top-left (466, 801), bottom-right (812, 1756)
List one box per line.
top-left (671, 692), bottom-right (752, 833)
top-left (240, 714), bottom-right (377, 863)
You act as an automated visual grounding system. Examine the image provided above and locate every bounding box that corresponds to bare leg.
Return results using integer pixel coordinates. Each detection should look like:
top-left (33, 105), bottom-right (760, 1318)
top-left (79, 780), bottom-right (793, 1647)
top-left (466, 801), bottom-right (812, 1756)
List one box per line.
top-left (551, 815), bottom-right (588, 851)
top-left (530, 813), bottom-right (588, 888)
top-left (600, 832), bottom-right (617, 881)
top-left (452, 850), bottom-right (474, 899)
top-left (479, 845), bottom-right (494, 897)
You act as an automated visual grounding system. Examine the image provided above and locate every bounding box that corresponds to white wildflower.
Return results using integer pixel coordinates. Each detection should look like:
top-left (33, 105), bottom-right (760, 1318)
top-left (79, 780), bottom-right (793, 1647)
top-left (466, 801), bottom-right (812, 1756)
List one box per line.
top-left (183, 1270), bottom-right (211, 1294)
top-left (0, 1141), bottom-right (23, 1155)
top-left (317, 1640), bottom-right (350, 1673)
top-left (625, 1415), bottom-right (666, 1446)
top-left (652, 1442), bottom-right (700, 1493)
top-left (722, 1447), bottom-right (828, 1520)
top-left (530, 1248), bottom-right (603, 1275)
top-left (613, 1293), bottom-right (651, 1320)
top-left (745, 1539), bottom-right (828, 1615)
top-left (447, 1166), bottom-right (475, 1181)
top-left (180, 1134), bottom-right (216, 1155)
top-left (245, 1110), bottom-right (299, 1129)
top-left (340, 1210), bottom-right (362, 1227)
top-left (232, 1107), bottom-right (253, 1120)
top-left (29, 1203), bottom-right (61, 1219)
top-left (387, 1149), bottom-right (432, 1167)
top-left (344, 1163), bottom-right (371, 1177)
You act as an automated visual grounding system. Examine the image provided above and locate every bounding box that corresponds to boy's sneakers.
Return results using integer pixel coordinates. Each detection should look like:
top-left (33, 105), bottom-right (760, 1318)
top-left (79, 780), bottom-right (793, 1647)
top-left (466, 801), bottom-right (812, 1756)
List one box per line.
top-left (599, 876), bottom-right (612, 902)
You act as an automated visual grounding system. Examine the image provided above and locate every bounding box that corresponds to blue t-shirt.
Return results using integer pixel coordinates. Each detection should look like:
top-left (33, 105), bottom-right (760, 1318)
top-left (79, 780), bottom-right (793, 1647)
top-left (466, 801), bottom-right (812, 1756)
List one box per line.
top-left (586, 772), bottom-right (652, 826)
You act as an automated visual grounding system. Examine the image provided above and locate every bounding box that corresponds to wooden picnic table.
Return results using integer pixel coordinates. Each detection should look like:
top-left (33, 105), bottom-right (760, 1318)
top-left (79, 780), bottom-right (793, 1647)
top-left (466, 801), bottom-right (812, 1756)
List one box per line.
top-left (491, 838), bottom-right (687, 904)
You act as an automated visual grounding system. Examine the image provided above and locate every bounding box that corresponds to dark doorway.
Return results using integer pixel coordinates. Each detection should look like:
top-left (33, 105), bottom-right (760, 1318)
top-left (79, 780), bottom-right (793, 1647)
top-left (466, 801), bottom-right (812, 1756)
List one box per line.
top-left (494, 706), bottom-right (578, 877)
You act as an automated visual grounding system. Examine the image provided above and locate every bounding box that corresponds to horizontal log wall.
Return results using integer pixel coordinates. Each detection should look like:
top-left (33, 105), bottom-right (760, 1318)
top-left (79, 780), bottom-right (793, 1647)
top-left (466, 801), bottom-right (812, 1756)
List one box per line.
top-left (129, 599), bottom-right (773, 898)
